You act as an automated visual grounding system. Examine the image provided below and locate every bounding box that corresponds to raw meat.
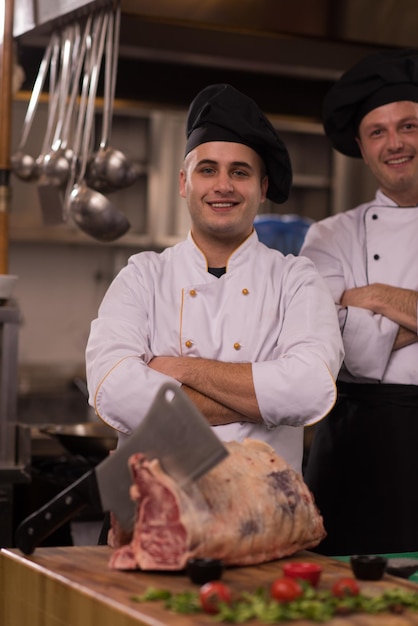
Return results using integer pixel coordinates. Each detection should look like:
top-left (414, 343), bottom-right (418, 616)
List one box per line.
top-left (108, 438), bottom-right (326, 570)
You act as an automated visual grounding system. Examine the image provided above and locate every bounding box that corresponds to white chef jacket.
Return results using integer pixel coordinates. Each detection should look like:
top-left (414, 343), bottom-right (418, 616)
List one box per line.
top-left (86, 230), bottom-right (343, 473)
top-left (300, 189), bottom-right (418, 385)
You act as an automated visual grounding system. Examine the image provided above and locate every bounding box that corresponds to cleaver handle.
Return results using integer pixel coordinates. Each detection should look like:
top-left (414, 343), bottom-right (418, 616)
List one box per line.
top-left (15, 469), bottom-right (102, 555)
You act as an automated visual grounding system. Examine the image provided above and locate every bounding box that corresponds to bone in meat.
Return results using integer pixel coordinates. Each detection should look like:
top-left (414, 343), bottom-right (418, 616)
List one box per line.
top-left (108, 438), bottom-right (326, 570)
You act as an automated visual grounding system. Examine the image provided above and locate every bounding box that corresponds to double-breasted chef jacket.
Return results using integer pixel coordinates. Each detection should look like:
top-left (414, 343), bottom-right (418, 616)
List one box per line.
top-left (86, 230), bottom-right (344, 473)
top-left (301, 188), bottom-right (418, 385)
top-left (300, 189), bottom-right (418, 554)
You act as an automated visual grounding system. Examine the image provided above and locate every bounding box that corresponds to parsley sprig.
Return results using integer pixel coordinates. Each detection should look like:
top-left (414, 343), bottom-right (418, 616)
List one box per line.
top-left (132, 583), bottom-right (418, 623)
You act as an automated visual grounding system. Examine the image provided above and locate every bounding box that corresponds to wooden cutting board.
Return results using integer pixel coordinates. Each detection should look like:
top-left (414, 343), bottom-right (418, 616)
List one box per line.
top-left (1, 546), bottom-right (418, 626)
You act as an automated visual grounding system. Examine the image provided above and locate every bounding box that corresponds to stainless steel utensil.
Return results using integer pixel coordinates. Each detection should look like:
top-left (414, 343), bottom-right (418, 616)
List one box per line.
top-left (67, 9), bottom-right (130, 242)
top-left (37, 25), bottom-right (76, 223)
top-left (41, 24), bottom-right (78, 187)
top-left (85, 1), bottom-right (140, 193)
top-left (15, 383), bottom-right (229, 554)
top-left (11, 34), bottom-right (56, 181)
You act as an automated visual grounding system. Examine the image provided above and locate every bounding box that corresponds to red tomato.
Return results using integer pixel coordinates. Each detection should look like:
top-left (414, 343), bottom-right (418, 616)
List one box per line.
top-left (199, 581), bottom-right (232, 614)
top-left (283, 562), bottom-right (323, 587)
top-left (270, 577), bottom-right (303, 602)
top-left (332, 577), bottom-right (360, 598)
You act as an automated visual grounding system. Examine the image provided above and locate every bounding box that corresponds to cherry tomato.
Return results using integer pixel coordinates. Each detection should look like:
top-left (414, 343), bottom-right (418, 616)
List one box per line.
top-left (332, 577), bottom-right (360, 598)
top-left (199, 581), bottom-right (232, 614)
top-left (283, 562), bottom-right (323, 587)
top-left (270, 577), bottom-right (303, 602)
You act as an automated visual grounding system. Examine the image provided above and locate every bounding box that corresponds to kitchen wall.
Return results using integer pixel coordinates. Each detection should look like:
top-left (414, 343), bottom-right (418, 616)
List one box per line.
top-left (9, 243), bottom-right (116, 385)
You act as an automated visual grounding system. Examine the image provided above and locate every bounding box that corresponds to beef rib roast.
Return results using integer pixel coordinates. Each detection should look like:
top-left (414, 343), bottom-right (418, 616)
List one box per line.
top-left (108, 438), bottom-right (326, 570)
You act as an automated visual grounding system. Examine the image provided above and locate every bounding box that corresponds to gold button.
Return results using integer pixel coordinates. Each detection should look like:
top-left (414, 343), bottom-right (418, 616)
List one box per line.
top-left (190, 289), bottom-right (197, 297)
top-left (233, 342), bottom-right (241, 350)
top-left (185, 340), bottom-right (193, 348)
top-left (242, 288), bottom-right (249, 295)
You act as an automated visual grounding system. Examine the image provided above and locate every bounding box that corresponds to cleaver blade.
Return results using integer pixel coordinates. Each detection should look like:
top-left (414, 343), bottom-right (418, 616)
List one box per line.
top-left (15, 383), bottom-right (228, 555)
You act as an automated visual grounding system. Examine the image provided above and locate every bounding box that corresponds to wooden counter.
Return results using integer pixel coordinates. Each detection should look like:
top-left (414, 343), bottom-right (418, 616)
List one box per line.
top-left (2, 546), bottom-right (418, 625)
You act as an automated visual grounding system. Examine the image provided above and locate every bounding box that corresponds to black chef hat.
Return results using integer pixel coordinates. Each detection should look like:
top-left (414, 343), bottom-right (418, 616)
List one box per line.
top-left (323, 48), bottom-right (418, 157)
top-left (185, 84), bottom-right (292, 204)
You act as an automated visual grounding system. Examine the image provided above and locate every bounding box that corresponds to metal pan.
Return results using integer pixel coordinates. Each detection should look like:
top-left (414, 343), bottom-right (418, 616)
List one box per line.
top-left (40, 422), bottom-right (117, 459)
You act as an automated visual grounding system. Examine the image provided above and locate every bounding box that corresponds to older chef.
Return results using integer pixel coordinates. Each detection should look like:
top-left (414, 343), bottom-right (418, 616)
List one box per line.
top-left (86, 83), bottom-right (343, 474)
top-left (301, 49), bottom-right (418, 554)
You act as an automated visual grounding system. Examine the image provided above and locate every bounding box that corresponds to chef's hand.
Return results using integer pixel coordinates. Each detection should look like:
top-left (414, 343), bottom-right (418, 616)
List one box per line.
top-left (393, 326), bottom-right (418, 351)
top-left (341, 283), bottom-right (418, 333)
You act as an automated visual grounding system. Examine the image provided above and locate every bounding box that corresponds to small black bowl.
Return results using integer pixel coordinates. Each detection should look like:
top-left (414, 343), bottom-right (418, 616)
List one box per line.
top-left (350, 555), bottom-right (387, 581)
top-left (386, 558), bottom-right (418, 579)
top-left (186, 558), bottom-right (224, 585)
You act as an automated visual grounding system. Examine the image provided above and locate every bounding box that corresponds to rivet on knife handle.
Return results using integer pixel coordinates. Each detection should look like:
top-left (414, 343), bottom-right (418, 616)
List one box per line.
top-left (15, 470), bottom-right (100, 555)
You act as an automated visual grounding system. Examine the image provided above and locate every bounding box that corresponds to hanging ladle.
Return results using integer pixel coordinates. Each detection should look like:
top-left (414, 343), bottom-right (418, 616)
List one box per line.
top-left (67, 9), bottom-right (130, 242)
top-left (85, 1), bottom-right (141, 193)
top-left (40, 23), bottom-right (79, 188)
top-left (11, 33), bottom-right (57, 181)
top-left (31, 32), bottom-right (63, 182)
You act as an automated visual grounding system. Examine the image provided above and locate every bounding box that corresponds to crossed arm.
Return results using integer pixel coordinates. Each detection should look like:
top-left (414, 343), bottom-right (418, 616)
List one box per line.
top-left (149, 356), bottom-right (262, 425)
top-left (341, 283), bottom-right (418, 350)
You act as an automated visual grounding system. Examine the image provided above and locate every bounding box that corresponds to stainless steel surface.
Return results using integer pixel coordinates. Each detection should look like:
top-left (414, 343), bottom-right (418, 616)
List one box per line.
top-left (0, 305), bottom-right (20, 465)
top-left (97, 382), bottom-right (229, 532)
top-left (67, 8), bottom-right (130, 242)
top-left (40, 422), bottom-right (117, 459)
top-left (10, 36), bottom-right (55, 181)
top-left (0, 305), bottom-right (31, 546)
top-left (37, 25), bottom-right (78, 224)
top-left (13, 0), bottom-right (418, 85)
top-left (13, 0), bottom-right (101, 38)
top-left (85, 2), bottom-right (140, 193)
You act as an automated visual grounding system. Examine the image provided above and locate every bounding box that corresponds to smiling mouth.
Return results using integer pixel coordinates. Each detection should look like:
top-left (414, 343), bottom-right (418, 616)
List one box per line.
top-left (386, 156), bottom-right (412, 165)
top-left (209, 202), bottom-right (237, 209)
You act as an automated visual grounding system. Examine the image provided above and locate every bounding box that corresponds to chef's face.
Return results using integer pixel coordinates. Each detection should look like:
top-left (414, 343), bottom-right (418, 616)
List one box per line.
top-left (179, 141), bottom-right (268, 250)
top-left (356, 100), bottom-right (418, 205)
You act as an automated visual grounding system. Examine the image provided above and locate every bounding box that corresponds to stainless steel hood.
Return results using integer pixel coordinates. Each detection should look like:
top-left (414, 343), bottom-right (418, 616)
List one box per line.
top-left (10, 0), bottom-right (418, 118)
top-left (14, 0), bottom-right (417, 73)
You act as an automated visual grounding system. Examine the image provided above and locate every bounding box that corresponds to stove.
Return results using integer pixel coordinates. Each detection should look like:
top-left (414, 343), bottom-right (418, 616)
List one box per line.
top-left (0, 303), bottom-right (31, 547)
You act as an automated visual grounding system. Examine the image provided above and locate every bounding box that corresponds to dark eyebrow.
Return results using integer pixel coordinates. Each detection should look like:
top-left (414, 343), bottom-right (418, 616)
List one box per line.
top-left (364, 115), bottom-right (418, 132)
top-left (196, 159), bottom-right (255, 170)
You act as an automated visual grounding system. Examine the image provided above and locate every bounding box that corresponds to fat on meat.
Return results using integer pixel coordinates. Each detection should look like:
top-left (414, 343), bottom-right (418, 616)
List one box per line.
top-left (108, 438), bottom-right (326, 570)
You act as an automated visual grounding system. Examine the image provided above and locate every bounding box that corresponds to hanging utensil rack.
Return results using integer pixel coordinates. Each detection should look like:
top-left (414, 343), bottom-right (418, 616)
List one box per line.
top-left (0, 0), bottom-right (110, 547)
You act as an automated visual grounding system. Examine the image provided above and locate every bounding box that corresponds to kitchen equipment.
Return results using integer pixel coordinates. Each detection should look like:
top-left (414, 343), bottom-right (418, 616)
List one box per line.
top-left (40, 423), bottom-right (117, 459)
top-left (0, 303), bottom-right (31, 547)
top-left (10, 34), bottom-right (56, 182)
top-left (37, 26), bottom-right (76, 224)
top-left (15, 383), bottom-right (228, 555)
top-left (0, 274), bottom-right (18, 304)
top-left (67, 8), bottom-right (130, 242)
top-left (85, 1), bottom-right (140, 194)
top-left (32, 32), bottom-right (61, 183)
top-left (3, 547), bottom-right (418, 626)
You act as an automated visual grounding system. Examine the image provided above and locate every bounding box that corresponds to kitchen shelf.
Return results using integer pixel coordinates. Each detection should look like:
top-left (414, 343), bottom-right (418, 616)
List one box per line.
top-left (292, 174), bottom-right (331, 189)
top-left (9, 94), bottom-right (339, 248)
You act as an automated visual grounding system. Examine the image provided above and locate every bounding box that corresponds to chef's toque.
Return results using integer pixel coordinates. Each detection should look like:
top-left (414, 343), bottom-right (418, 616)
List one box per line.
top-left (185, 83), bottom-right (292, 204)
top-left (323, 48), bottom-right (418, 157)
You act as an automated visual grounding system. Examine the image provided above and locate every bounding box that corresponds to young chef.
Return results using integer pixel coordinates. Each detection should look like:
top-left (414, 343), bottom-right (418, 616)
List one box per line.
top-left (86, 83), bottom-right (343, 474)
top-left (301, 49), bottom-right (418, 554)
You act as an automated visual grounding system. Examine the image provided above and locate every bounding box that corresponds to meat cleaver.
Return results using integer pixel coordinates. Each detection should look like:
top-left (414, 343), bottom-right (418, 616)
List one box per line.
top-left (15, 383), bottom-right (228, 555)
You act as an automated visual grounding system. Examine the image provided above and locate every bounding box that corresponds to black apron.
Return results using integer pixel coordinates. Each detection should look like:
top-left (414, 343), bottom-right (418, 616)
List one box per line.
top-left (304, 382), bottom-right (418, 556)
